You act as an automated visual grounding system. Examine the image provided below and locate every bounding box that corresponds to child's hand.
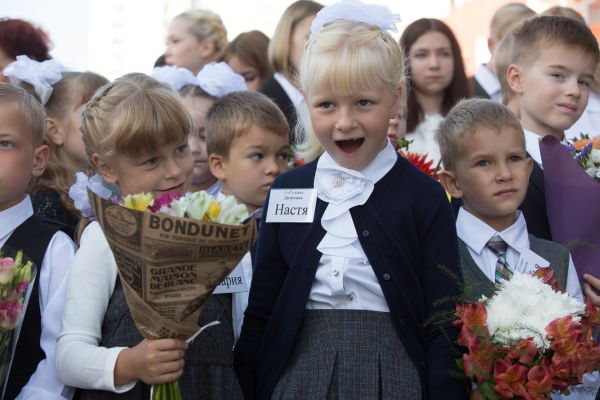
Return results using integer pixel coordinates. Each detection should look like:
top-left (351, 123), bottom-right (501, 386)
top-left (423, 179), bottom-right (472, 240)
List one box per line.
top-left (584, 273), bottom-right (600, 306)
top-left (115, 338), bottom-right (187, 386)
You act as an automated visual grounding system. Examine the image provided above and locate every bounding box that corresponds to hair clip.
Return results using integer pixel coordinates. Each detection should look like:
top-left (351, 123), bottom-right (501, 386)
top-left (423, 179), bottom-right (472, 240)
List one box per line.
top-left (3, 55), bottom-right (68, 105)
top-left (309, 0), bottom-right (400, 41)
top-left (151, 65), bottom-right (197, 91)
top-left (196, 62), bottom-right (247, 98)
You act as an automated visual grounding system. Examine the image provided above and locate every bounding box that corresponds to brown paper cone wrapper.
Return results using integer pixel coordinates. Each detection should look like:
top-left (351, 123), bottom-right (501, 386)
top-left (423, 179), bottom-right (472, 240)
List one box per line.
top-left (89, 191), bottom-right (256, 339)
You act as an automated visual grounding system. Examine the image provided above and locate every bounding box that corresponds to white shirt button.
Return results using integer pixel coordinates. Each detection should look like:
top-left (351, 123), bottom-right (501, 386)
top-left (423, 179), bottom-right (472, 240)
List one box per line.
top-left (333, 270), bottom-right (340, 277)
top-left (346, 292), bottom-right (354, 301)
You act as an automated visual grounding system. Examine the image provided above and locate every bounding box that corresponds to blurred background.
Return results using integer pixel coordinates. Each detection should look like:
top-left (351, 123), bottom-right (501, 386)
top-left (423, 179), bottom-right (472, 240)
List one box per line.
top-left (3, 0), bottom-right (600, 80)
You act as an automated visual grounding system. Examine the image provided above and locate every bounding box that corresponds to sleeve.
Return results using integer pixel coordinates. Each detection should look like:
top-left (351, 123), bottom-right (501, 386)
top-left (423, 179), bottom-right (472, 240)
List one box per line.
top-left (16, 231), bottom-right (76, 400)
top-left (417, 182), bottom-right (468, 399)
top-left (55, 222), bottom-right (137, 393)
top-left (233, 180), bottom-right (289, 400)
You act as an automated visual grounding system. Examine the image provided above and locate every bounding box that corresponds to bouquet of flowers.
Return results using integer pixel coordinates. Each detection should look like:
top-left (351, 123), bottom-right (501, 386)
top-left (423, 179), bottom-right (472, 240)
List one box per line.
top-left (0, 249), bottom-right (36, 397)
top-left (565, 135), bottom-right (600, 183)
top-left (89, 190), bottom-right (255, 400)
top-left (397, 137), bottom-right (440, 180)
top-left (455, 267), bottom-right (600, 399)
top-left (288, 145), bottom-right (305, 169)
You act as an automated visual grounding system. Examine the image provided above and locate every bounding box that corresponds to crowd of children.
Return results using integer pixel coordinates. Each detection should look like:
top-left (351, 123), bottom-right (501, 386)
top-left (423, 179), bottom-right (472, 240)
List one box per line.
top-left (0, 0), bottom-right (599, 399)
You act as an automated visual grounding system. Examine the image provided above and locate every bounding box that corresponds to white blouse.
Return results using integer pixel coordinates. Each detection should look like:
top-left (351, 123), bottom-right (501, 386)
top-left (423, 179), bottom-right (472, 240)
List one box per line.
top-left (306, 141), bottom-right (396, 311)
top-left (405, 113), bottom-right (444, 167)
top-left (56, 222), bottom-right (136, 393)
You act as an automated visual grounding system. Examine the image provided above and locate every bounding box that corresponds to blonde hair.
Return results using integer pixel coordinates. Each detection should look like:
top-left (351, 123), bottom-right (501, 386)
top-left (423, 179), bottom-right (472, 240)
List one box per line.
top-left (31, 71), bottom-right (109, 217)
top-left (511, 16), bottom-right (600, 68)
top-left (0, 82), bottom-right (45, 145)
top-left (493, 33), bottom-right (515, 105)
top-left (205, 91), bottom-right (288, 157)
top-left (296, 20), bottom-right (405, 162)
top-left (175, 9), bottom-right (228, 56)
top-left (268, 0), bottom-right (323, 78)
top-left (437, 98), bottom-right (523, 171)
top-left (490, 3), bottom-right (535, 42)
top-left (81, 74), bottom-right (191, 163)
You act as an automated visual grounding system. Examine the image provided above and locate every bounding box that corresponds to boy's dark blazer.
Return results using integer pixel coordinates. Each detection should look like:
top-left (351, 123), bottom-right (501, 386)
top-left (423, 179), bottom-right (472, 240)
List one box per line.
top-left (470, 76), bottom-right (491, 99)
top-left (234, 157), bottom-right (468, 400)
top-left (520, 161), bottom-right (552, 241)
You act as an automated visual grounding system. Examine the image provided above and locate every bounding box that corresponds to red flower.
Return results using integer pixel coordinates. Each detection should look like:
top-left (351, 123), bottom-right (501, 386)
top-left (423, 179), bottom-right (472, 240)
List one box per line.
top-left (532, 267), bottom-right (562, 292)
top-left (399, 151), bottom-right (439, 179)
top-left (524, 363), bottom-right (554, 399)
top-left (149, 192), bottom-right (181, 212)
top-left (583, 298), bottom-right (600, 325)
top-left (508, 338), bottom-right (538, 364)
top-left (463, 341), bottom-right (495, 381)
top-left (494, 359), bottom-right (528, 398)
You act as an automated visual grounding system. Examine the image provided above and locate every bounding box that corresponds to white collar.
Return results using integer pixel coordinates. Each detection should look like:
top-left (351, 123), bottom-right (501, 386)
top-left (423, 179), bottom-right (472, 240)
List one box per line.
top-left (457, 207), bottom-right (528, 255)
top-left (587, 91), bottom-right (600, 112)
top-left (475, 64), bottom-right (501, 100)
top-left (273, 72), bottom-right (304, 108)
top-left (523, 129), bottom-right (543, 167)
top-left (0, 195), bottom-right (34, 243)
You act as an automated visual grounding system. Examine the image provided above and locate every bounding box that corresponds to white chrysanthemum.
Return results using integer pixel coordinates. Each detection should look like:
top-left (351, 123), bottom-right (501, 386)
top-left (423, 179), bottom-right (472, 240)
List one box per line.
top-left (159, 197), bottom-right (187, 217)
top-left (485, 272), bottom-right (585, 348)
top-left (184, 191), bottom-right (214, 220)
top-left (588, 149), bottom-right (600, 164)
top-left (215, 196), bottom-right (248, 225)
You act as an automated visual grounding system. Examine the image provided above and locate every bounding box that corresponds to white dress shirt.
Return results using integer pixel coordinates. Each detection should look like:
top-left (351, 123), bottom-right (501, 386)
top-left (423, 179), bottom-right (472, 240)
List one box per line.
top-left (0, 196), bottom-right (77, 400)
top-left (56, 222), bottom-right (136, 393)
top-left (474, 64), bottom-right (501, 103)
top-left (273, 72), bottom-right (304, 109)
top-left (566, 91), bottom-right (600, 141)
top-left (524, 129), bottom-right (544, 168)
top-left (404, 113), bottom-right (444, 167)
top-left (306, 140), bottom-right (396, 311)
top-left (456, 207), bottom-right (581, 299)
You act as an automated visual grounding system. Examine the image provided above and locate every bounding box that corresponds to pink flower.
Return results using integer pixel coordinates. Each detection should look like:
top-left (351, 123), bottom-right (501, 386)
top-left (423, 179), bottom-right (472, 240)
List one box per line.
top-left (0, 257), bottom-right (17, 285)
top-left (0, 300), bottom-right (23, 329)
top-left (149, 192), bottom-right (181, 212)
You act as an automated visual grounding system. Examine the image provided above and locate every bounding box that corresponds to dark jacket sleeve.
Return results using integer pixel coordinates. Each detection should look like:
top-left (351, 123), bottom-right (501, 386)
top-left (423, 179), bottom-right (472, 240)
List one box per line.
top-left (417, 183), bottom-right (468, 399)
top-left (233, 178), bottom-right (288, 400)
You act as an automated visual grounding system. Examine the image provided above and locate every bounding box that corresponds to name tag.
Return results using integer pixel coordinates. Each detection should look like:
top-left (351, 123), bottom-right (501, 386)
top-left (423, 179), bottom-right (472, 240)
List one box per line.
top-left (515, 248), bottom-right (550, 274)
top-left (213, 263), bottom-right (248, 294)
top-left (266, 188), bottom-right (317, 223)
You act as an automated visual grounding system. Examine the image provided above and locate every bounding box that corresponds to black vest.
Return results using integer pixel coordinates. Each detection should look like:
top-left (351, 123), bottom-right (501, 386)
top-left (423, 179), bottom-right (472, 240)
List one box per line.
top-left (3, 216), bottom-right (61, 400)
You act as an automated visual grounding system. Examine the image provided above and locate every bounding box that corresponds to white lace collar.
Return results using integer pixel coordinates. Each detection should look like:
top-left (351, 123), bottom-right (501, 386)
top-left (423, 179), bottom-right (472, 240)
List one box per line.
top-left (314, 140), bottom-right (397, 257)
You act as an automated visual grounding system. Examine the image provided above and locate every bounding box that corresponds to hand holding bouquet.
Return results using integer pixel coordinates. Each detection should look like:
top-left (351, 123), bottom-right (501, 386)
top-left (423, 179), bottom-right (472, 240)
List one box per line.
top-left (0, 249), bottom-right (36, 397)
top-left (455, 267), bottom-right (600, 399)
top-left (90, 190), bottom-right (255, 400)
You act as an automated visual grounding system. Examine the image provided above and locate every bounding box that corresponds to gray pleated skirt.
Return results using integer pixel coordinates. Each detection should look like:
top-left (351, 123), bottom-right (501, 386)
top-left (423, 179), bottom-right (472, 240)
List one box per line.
top-left (271, 309), bottom-right (422, 400)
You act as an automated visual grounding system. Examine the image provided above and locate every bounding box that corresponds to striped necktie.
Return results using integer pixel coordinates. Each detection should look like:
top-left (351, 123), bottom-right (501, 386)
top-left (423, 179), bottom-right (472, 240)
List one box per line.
top-left (486, 235), bottom-right (512, 282)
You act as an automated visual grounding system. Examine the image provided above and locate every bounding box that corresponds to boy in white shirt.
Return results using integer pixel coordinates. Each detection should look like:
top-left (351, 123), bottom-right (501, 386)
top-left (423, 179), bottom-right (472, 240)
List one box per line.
top-left (0, 83), bottom-right (76, 399)
top-left (438, 98), bottom-right (597, 399)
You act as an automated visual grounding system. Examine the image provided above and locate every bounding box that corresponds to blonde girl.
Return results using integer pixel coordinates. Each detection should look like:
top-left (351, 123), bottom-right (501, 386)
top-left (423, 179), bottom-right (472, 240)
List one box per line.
top-left (56, 75), bottom-right (195, 399)
top-left (32, 71), bottom-right (108, 234)
top-left (234, 2), bottom-right (466, 399)
top-left (165, 10), bottom-right (228, 75)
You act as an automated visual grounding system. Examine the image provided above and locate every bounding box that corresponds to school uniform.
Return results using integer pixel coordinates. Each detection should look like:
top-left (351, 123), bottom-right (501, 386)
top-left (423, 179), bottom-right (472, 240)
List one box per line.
top-left (1, 196), bottom-right (76, 400)
top-left (259, 73), bottom-right (302, 141)
top-left (56, 222), bottom-right (243, 400)
top-left (234, 142), bottom-right (467, 399)
top-left (470, 64), bottom-right (501, 102)
top-left (520, 129), bottom-right (553, 240)
top-left (456, 207), bottom-right (600, 399)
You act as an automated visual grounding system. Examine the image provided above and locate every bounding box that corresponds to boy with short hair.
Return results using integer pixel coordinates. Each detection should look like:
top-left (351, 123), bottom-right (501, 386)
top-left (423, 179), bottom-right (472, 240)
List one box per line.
top-left (0, 83), bottom-right (76, 399)
top-left (437, 98), bottom-right (581, 300)
top-left (205, 90), bottom-right (290, 340)
top-left (506, 16), bottom-right (599, 240)
top-left (439, 97), bottom-right (598, 399)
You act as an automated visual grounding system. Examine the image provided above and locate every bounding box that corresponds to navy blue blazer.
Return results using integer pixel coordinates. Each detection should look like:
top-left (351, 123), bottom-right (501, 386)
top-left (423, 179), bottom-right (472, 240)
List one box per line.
top-left (520, 162), bottom-right (552, 241)
top-left (234, 156), bottom-right (468, 399)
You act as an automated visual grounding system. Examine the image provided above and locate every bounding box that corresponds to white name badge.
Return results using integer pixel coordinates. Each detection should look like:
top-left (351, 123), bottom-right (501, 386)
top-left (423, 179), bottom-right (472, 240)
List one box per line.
top-left (514, 248), bottom-right (550, 274)
top-left (213, 263), bottom-right (248, 294)
top-left (266, 188), bottom-right (317, 223)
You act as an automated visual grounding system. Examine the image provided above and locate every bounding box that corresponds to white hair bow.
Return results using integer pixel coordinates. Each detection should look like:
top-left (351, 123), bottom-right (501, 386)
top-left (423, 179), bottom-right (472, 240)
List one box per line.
top-left (3, 55), bottom-right (68, 105)
top-left (309, 0), bottom-right (401, 41)
top-left (151, 65), bottom-right (197, 91)
top-left (196, 62), bottom-right (247, 98)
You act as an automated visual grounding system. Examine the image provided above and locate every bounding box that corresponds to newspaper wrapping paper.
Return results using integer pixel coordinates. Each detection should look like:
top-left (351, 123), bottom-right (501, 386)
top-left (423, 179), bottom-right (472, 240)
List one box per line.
top-left (89, 191), bottom-right (256, 339)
